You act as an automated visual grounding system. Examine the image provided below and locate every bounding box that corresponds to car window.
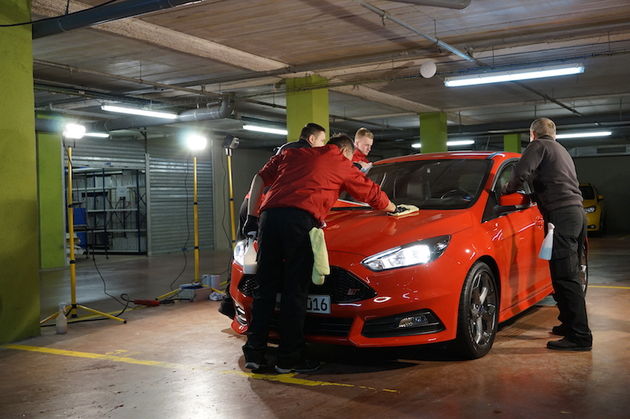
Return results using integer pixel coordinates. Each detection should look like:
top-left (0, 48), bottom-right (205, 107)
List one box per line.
top-left (341, 159), bottom-right (490, 209)
top-left (494, 163), bottom-right (532, 195)
top-left (579, 185), bottom-right (595, 200)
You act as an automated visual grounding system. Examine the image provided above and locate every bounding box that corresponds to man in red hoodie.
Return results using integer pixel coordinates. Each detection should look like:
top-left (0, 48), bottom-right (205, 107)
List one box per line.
top-left (241, 134), bottom-right (395, 373)
top-left (352, 127), bottom-right (374, 172)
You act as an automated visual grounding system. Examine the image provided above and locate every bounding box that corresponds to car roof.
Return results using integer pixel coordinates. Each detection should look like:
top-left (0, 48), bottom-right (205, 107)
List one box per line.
top-left (374, 151), bottom-right (522, 165)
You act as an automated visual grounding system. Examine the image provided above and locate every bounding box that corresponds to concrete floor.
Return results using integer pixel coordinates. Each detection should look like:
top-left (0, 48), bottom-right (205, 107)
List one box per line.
top-left (1, 237), bottom-right (629, 418)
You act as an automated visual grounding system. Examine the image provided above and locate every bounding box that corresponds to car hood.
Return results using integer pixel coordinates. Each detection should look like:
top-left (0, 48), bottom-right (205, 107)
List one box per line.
top-left (323, 207), bottom-right (475, 257)
top-left (582, 199), bottom-right (597, 207)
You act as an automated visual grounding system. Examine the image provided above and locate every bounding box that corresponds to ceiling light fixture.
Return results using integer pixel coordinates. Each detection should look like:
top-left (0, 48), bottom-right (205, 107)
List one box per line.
top-left (555, 131), bottom-right (612, 139)
top-left (101, 105), bottom-right (177, 119)
top-left (444, 63), bottom-right (584, 87)
top-left (243, 124), bottom-right (288, 136)
top-left (411, 139), bottom-right (475, 149)
top-left (84, 132), bottom-right (110, 138)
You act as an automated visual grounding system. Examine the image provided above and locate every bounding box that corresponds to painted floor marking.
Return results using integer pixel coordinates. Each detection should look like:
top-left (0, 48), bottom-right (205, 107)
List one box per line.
top-left (1, 344), bottom-right (397, 393)
top-left (590, 285), bottom-right (630, 290)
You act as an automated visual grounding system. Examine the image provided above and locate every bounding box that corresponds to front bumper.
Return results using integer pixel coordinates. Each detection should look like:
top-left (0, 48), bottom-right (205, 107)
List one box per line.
top-left (230, 251), bottom-right (464, 347)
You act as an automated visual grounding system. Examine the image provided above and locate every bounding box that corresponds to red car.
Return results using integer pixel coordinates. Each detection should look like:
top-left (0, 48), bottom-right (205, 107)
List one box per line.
top-left (231, 151), bottom-right (561, 359)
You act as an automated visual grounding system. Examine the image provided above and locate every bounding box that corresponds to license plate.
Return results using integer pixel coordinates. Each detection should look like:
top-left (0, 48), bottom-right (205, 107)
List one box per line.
top-left (275, 294), bottom-right (331, 314)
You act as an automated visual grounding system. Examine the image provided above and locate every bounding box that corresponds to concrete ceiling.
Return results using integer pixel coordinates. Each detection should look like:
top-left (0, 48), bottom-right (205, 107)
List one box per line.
top-left (31, 0), bottom-right (630, 154)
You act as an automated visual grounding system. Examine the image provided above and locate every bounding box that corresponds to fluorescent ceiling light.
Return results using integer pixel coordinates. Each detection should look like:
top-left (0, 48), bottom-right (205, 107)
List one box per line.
top-left (84, 132), bottom-right (110, 138)
top-left (243, 124), bottom-right (288, 136)
top-left (63, 123), bottom-right (86, 139)
top-left (411, 140), bottom-right (475, 149)
top-left (186, 133), bottom-right (208, 151)
top-left (448, 140), bottom-right (475, 146)
top-left (445, 64), bottom-right (584, 87)
top-left (556, 131), bottom-right (612, 139)
top-left (101, 104), bottom-right (177, 119)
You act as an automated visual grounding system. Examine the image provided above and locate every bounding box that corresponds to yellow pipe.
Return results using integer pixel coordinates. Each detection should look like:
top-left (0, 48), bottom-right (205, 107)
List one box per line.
top-left (193, 156), bottom-right (200, 283)
top-left (66, 147), bottom-right (77, 317)
top-left (226, 153), bottom-right (237, 247)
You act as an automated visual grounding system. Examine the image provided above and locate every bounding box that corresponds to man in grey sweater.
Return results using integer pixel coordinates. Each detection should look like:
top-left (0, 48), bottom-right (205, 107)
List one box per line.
top-left (505, 117), bottom-right (592, 351)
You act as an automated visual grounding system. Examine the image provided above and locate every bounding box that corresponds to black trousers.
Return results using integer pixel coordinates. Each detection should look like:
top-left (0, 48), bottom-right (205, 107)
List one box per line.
top-left (546, 205), bottom-right (592, 346)
top-left (242, 207), bottom-right (317, 366)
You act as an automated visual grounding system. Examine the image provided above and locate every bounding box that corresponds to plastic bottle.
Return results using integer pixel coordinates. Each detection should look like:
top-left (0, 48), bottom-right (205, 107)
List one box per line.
top-left (243, 233), bottom-right (258, 274)
top-left (56, 303), bottom-right (68, 334)
top-left (538, 223), bottom-right (555, 260)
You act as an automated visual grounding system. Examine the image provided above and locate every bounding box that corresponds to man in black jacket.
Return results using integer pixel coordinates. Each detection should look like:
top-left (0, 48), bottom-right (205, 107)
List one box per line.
top-left (505, 117), bottom-right (592, 351)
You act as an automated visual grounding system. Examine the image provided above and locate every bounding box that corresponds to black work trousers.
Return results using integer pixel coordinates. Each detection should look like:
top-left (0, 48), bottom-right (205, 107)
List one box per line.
top-left (242, 207), bottom-right (317, 366)
top-left (546, 205), bottom-right (592, 346)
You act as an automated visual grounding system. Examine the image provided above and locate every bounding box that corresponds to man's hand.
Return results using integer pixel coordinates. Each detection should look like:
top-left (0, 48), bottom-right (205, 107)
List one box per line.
top-left (357, 161), bottom-right (373, 171)
top-left (242, 215), bottom-right (259, 237)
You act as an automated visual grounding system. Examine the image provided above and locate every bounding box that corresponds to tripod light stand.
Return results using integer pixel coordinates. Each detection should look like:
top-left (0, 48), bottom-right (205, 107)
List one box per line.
top-left (41, 127), bottom-right (125, 326)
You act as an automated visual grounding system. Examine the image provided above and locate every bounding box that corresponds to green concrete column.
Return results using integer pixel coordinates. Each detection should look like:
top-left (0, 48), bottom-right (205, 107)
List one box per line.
top-left (419, 112), bottom-right (447, 153)
top-left (504, 133), bottom-right (522, 153)
top-left (0, 0), bottom-right (41, 343)
top-left (37, 132), bottom-right (65, 269)
top-left (286, 75), bottom-right (329, 142)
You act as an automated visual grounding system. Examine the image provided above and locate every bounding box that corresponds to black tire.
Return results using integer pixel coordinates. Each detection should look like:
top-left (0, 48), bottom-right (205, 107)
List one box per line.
top-left (455, 261), bottom-right (498, 359)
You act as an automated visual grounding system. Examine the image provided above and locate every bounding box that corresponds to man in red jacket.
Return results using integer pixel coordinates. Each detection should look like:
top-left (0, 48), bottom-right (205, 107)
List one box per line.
top-left (352, 127), bottom-right (374, 172)
top-left (241, 134), bottom-right (395, 373)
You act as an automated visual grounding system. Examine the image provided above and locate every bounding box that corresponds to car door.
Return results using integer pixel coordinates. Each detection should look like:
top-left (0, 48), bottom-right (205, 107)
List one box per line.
top-left (482, 161), bottom-right (547, 311)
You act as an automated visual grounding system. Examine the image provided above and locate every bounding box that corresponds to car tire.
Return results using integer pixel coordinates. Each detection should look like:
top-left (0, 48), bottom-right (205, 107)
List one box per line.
top-left (455, 261), bottom-right (498, 359)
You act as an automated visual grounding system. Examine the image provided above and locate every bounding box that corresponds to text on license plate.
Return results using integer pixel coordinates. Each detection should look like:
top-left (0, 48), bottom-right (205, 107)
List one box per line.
top-left (276, 294), bottom-right (331, 314)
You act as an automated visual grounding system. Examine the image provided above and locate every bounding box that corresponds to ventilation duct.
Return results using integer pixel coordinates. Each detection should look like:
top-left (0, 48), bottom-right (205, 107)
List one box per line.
top-left (391, 0), bottom-right (471, 9)
top-left (33, 0), bottom-right (198, 39)
top-left (89, 95), bottom-right (235, 132)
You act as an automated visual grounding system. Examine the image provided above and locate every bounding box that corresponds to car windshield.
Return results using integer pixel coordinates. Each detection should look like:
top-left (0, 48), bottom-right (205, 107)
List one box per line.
top-left (579, 185), bottom-right (595, 200)
top-left (341, 159), bottom-right (490, 210)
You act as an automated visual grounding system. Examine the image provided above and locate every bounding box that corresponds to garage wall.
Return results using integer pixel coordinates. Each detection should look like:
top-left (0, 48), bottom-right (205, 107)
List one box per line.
top-left (212, 145), bottom-right (273, 250)
top-left (574, 156), bottom-right (630, 233)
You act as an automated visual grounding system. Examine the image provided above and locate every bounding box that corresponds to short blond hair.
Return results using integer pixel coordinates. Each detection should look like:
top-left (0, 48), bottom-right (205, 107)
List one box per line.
top-left (354, 127), bottom-right (374, 140)
top-left (530, 118), bottom-right (556, 138)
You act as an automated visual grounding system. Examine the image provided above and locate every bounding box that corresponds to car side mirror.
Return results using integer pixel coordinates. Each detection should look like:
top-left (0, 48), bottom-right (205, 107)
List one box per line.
top-left (496, 192), bottom-right (531, 214)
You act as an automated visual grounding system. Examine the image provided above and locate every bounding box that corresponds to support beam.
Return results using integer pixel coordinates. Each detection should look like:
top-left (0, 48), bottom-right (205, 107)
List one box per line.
top-left (420, 112), bottom-right (448, 153)
top-left (504, 133), bottom-right (522, 153)
top-left (0, 0), bottom-right (40, 344)
top-left (286, 76), bottom-right (329, 142)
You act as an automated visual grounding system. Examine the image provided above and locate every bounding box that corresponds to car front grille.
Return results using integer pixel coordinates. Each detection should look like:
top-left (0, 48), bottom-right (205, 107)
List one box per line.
top-left (269, 314), bottom-right (353, 337)
top-left (237, 266), bottom-right (376, 304)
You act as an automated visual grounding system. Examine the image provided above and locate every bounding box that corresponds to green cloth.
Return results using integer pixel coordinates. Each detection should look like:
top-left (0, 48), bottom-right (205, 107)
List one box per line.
top-left (309, 227), bottom-right (330, 285)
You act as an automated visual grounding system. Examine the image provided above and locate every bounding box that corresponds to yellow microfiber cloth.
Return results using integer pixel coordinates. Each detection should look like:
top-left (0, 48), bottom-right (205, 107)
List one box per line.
top-left (309, 227), bottom-right (330, 285)
top-left (388, 204), bottom-right (420, 217)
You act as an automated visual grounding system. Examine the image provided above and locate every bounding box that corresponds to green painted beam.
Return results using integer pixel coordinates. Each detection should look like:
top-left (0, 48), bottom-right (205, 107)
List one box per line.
top-left (420, 112), bottom-right (447, 153)
top-left (37, 132), bottom-right (65, 269)
top-left (286, 75), bottom-right (329, 142)
top-left (504, 133), bottom-right (522, 153)
top-left (0, 0), bottom-right (41, 343)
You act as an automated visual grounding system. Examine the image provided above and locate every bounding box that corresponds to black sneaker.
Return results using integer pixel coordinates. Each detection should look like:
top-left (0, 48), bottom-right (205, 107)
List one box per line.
top-left (551, 324), bottom-right (568, 336)
top-left (275, 359), bottom-right (321, 374)
top-left (547, 337), bottom-right (592, 352)
top-left (218, 299), bottom-right (236, 319)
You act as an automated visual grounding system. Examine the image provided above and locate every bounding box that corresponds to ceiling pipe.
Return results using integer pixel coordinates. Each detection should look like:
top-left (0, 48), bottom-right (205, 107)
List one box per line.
top-left (391, 0), bottom-right (471, 9)
top-left (32, 0), bottom-right (198, 39)
top-left (88, 94), bottom-right (235, 132)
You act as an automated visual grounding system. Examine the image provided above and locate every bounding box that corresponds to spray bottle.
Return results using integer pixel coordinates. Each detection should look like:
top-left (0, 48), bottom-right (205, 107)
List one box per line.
top-left (539, 223), bottom-right (555, 260)
top-left (56, 303), bottom-right (68, 334)
top-left (243, 232), bottom-right (258, 274)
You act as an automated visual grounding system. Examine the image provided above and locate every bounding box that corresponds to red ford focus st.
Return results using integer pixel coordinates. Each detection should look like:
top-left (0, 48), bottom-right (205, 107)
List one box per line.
top-left (230, 151), bottom-right (562, 359)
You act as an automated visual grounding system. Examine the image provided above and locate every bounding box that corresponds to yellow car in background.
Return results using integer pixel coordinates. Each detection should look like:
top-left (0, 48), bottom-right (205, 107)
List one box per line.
top-left (579, 183), bottom-right (605, 234)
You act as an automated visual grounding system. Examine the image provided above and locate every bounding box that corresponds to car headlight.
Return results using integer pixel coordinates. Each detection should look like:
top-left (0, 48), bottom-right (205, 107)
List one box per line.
top-left (584, 206), bottom-right (596, 213)
top-left (361, 235), bottom-right (451, 271)
top-left (233, 239), bottom-right (247, 266)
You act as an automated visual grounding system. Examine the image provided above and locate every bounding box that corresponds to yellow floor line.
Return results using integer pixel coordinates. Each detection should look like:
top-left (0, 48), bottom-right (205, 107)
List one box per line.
top-left (1, 344), bottom-right (397, 393)
top-left (590, 285), bottom-right (630, 290)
